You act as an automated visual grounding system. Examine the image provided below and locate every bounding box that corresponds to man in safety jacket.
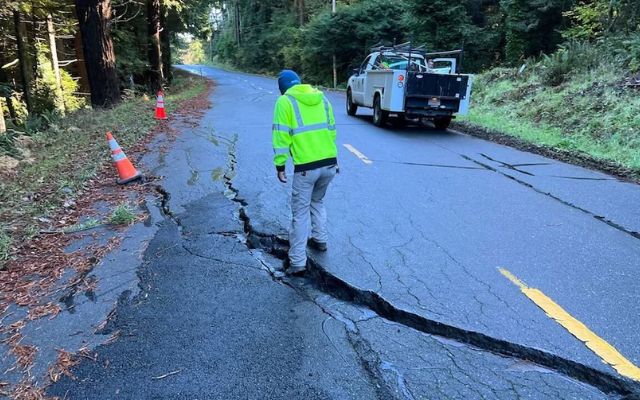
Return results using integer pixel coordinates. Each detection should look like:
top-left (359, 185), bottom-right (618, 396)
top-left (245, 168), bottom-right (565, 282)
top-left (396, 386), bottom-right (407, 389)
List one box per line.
top-left (272, 70), bottom-right (338, 275)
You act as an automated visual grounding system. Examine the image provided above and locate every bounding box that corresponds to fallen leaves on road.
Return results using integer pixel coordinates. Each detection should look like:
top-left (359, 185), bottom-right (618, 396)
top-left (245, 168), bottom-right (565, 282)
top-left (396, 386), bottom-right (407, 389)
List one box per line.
top-left (11, 343), bottom-right (37, 371)
top-left (27, 303), bottom-right (61, 321)
top-left (48, 349), bottom-right (79, 383)
top-left (10, 381), bottom-right (46, 400)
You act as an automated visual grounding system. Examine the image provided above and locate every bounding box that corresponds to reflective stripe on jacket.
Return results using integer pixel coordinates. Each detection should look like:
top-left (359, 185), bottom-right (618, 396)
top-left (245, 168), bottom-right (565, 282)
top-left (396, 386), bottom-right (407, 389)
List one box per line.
top-left (272, 84), bottom-right (338, 172)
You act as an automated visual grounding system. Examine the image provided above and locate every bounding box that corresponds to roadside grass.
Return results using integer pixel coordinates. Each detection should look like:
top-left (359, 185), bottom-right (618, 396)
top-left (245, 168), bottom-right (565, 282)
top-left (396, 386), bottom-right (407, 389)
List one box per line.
top-left (460, 63), bottom-right (640, 174)
top-left (0, 69), bottom-right (208, 267)
top-left (0, 229), bottom-right (11, 264)
top-left (108, 203), bottom-right (137, 226)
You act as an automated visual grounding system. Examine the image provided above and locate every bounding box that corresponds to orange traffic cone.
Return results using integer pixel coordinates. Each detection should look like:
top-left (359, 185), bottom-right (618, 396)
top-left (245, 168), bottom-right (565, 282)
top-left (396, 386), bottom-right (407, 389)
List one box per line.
top-left (106, 132), bottom-right (142, 184)
top-left (154, 90), bottom-right (167, 120)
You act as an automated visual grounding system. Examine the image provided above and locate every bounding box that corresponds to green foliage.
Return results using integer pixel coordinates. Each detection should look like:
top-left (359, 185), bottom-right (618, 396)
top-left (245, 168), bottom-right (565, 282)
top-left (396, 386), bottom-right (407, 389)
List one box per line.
top-left (0, 128), bottom-right (20, 158)
top-left (539, 40), bottom-right (601, 86)
top-left (563, 0), bottom-right (639, 41)
top-left (406, 0), bottom-right (475, 50)
top-left (405, 0), bottom-right (506, 71)
top-left (562, 0), bottom-right (609, 40)
top-left (0, 227), bottom-right (11, 268)
top-left (60, 70), bottom-right (85, 112)
top-left (621, 33), bottom-right (640, 72)
top-left (180, 39), bottom-right (206, 64)
top-left (502, 0), bottom-right (573, 64)
top-left (31, 44), bottom-right (85, 116)
top-left (301, 0), bottom-right (409, 85)
top-left (32, 45), bottom-right (65, 114)
top-left (112, 22), bottom-right (149, 81)
top-left (109, 202), bottom-right (137, 225)
top-left (213, 0), bottom-right (410, 84)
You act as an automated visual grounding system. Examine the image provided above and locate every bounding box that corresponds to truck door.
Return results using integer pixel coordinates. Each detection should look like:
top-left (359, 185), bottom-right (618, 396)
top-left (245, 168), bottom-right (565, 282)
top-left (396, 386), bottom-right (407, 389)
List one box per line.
top-left (352, 55), bottom-right (372, 104)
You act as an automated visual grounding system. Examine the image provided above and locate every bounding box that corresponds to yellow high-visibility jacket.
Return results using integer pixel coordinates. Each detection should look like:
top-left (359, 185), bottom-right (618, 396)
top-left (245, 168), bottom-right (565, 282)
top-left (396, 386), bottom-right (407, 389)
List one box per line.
top-left (272, 84), bottom-right (337, 172)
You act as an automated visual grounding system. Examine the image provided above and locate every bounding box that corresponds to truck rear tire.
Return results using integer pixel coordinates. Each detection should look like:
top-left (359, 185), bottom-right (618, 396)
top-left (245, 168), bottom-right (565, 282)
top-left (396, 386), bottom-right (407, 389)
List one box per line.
top-left (434, 117), bottom-right (452, 130)
top-left (346, 89), bottom-right (358, 116)
top-left (373, 95), bottom-right (388, 127)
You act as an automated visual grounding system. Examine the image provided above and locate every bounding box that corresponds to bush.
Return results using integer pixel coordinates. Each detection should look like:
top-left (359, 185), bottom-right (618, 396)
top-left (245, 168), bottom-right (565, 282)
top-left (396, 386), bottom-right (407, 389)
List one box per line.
top-left (540, 40), bottom-right (604, 86)
top-left (620, 33), bottom-right (640, 72)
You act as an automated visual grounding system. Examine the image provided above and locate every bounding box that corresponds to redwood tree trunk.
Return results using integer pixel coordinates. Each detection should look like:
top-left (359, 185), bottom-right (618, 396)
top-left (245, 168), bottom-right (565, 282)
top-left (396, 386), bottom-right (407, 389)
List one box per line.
top-left (74, 29), bottom-right (92, 94)
top-left (160, 9), bottom-right (172, 83)
top-left (75, 0), bottom-right (121, 108)
top-left (13, 11), bottom-right (33, 113)
top-left (147, 0), bottom-right (164, 93)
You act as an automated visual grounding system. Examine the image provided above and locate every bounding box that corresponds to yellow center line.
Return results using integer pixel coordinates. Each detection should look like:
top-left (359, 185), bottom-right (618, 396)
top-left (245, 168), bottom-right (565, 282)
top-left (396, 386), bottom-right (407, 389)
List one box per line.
top-left (499, 267), bottom-right (640, 382)
top-left (343, 144), bottom-right (373, 165)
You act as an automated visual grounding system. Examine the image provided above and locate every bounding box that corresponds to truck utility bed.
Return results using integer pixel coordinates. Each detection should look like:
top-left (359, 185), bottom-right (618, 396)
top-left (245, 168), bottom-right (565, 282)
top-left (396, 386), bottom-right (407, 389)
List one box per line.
top-left (405, 72), bottom-right (470, 116)
top-left (406, 72), bottom-right (469, 99)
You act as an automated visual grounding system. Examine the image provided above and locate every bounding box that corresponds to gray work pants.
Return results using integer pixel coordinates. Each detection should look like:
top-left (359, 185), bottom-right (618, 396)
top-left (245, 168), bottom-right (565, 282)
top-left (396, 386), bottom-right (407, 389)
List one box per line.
top-left (289, 165), bottom-right (337, 267)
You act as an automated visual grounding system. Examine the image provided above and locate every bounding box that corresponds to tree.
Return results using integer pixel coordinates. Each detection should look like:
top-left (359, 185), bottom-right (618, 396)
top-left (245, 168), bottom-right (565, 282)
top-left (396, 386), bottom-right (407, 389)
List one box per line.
top-left (406, 0), bottom-right (476, 52)
top-left (502, 0), bottom-right (575, 64)
top-left (13, 10), bottom-right (33, 113)
top-left (160, 8), bottom-right (172, 82)
top-left (563, 0), bottom-right (639, 40)
top-left (147, 0), bottom-right (164, 92)
top-left (75, 0), bottom-right (121, 107)
top-left (293, 0), bottom-right (306, 26)
top-left (302, 0), bottom-right (409, 84)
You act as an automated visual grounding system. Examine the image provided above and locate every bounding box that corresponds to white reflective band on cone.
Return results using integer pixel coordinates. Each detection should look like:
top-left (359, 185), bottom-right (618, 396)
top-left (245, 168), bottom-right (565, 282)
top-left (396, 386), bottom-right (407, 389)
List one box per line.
top-left (108, 139), bottom-right (120, 151)
top-left (112, 152), bottom-right (127, 162)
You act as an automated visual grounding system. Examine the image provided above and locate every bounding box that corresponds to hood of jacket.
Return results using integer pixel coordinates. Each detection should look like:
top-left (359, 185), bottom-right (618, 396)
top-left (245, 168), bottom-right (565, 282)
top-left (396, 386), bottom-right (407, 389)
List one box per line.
top-left (284, 84), bottom-right (324, 106)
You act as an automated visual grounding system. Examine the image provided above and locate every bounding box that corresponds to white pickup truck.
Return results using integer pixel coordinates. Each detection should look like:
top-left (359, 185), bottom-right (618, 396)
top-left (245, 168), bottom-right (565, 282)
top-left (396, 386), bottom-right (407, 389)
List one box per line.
top-left (346, 46), bottom-right (473, 129)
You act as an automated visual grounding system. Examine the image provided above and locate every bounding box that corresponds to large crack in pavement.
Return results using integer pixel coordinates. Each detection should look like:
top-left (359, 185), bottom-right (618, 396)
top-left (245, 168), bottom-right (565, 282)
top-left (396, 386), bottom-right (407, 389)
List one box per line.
top-left (209, 134), bottom-right (640, 399)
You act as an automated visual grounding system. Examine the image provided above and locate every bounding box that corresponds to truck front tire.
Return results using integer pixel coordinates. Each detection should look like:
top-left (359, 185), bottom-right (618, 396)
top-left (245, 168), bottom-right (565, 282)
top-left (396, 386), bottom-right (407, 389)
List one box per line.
top-left (346, 89), bottom-right (358, 116)
top-left (373, 95), bottom-right (388, 127)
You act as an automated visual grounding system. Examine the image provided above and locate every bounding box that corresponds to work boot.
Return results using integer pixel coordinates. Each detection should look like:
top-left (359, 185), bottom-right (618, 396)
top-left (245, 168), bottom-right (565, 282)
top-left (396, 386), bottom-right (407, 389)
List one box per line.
top-left (284, 258), bottom-right (307, 276)
top-left (308, 238), bottom-right (328, 252)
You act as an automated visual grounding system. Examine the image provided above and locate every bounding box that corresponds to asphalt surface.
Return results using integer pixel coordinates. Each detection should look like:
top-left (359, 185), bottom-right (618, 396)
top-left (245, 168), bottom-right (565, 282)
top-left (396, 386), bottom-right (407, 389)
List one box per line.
top-left (47, 65), bottom-right (640, 399)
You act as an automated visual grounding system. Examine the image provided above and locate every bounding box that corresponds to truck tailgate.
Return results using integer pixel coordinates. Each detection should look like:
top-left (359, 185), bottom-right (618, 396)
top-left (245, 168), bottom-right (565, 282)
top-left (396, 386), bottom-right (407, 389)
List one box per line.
top-left (406, 72), bottom-right (469, 100)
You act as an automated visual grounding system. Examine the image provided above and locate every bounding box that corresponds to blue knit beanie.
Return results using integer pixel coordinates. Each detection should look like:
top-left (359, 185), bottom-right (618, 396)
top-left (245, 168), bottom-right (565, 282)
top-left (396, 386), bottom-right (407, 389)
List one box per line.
top-left (278, 70), bottom-right (301, 94)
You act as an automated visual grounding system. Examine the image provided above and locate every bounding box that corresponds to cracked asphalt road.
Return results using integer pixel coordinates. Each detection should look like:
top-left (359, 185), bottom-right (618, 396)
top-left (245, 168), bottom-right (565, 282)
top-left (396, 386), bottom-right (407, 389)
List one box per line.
top-left (48, 66), bottom-right (639, 399)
